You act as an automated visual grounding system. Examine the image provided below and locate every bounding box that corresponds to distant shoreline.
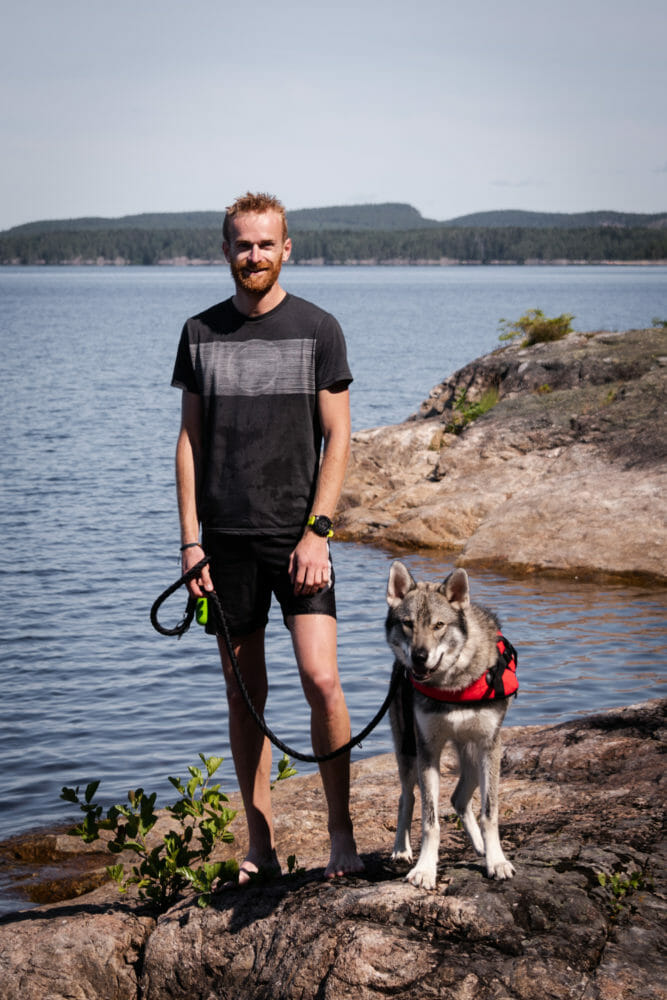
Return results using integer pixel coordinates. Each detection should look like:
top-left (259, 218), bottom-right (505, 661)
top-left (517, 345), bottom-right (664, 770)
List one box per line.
top-left (2, 258), bottom-right (667, 267)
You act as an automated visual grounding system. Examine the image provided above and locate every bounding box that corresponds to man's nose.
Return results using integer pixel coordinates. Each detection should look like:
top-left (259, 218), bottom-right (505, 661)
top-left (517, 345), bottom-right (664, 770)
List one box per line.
top-left (249, 244), bottom-right (262, 262)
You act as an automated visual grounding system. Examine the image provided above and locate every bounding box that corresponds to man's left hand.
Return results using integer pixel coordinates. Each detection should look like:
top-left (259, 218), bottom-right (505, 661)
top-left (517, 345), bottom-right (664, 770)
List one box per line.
top-left (288, 532), bottom-right (331, 595)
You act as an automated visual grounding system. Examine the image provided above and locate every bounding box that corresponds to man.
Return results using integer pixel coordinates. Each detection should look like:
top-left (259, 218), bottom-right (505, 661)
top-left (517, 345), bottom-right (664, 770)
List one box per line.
top-left (172, 192), bottom-right (364, 882)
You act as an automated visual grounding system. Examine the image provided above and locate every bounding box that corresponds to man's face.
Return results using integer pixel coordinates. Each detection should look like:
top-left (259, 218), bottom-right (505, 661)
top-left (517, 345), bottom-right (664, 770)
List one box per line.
top-left (224, 211), bottom-right (291, 295)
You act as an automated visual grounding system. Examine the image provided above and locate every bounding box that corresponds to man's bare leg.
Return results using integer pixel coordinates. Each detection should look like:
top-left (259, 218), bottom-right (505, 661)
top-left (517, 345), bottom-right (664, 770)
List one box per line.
top-left (217, 628), bottom-right (280, 883)
top-left (289, 614), bottom-right (364, 878)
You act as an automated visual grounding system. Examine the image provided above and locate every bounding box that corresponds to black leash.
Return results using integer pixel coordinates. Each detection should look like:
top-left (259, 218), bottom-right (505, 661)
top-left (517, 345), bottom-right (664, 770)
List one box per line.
top-left (150, 556), bottom-right (401, 764)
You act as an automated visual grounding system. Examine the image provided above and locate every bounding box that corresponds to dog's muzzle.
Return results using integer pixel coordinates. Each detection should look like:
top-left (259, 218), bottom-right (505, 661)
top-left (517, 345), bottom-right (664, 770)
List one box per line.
top-left (410, 647), bottom-right (437, 680)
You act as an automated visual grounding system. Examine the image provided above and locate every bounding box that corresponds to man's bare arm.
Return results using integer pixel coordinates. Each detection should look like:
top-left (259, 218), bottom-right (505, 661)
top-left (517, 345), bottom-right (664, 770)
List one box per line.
top-left (289, 383), bottom-right (351, 593)
top-left (176, 390), bottom-right (212, 595)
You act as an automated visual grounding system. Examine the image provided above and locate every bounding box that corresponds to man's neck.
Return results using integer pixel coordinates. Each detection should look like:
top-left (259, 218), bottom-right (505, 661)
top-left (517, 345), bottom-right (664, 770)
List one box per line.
top-left (232, 283), bottom-right (287, 318)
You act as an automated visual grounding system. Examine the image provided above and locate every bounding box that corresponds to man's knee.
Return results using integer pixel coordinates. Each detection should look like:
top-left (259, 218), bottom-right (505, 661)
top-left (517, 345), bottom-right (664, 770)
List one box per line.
top-left (301, 668), bottom-right (345, 713)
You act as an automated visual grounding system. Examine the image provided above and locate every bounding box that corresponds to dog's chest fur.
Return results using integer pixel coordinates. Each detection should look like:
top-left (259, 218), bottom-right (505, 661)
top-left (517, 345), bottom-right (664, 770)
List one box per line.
top-left (414, 696), bottom-right (507, 747)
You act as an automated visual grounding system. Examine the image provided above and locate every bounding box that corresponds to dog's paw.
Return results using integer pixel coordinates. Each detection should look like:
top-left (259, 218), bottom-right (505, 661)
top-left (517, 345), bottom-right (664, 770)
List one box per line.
top-left (406, 865), bottom-right (437, 890)
top-left (488, 858), bottom-right (515, 880)
top-left (391, 848), bottom-right (413, 864)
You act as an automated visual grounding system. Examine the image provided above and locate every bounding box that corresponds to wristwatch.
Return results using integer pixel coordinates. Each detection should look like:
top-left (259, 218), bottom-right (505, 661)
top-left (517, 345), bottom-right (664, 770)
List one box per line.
top-left (307, 514), bottom-right (334, 538)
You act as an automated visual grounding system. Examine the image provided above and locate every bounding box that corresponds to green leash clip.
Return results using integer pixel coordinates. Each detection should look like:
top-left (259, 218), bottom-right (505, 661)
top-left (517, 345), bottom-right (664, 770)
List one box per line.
top-left (195, 597), bottom-right (209, 627)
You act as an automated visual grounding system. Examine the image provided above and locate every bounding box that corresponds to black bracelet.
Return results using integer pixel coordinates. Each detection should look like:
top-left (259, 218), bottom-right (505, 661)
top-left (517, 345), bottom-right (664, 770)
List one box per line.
top-left (180, 541), bottom-right (203, 552)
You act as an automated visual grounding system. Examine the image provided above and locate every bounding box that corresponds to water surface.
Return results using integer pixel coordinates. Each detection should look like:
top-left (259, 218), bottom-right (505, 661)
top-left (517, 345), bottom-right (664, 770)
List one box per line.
top-left (1, 265), bottom-right (665, 847)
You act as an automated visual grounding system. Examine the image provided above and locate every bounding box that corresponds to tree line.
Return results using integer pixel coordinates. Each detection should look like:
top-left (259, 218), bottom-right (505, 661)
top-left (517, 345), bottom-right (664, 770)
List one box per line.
top-left (1, 224), bottom-right (666, 265)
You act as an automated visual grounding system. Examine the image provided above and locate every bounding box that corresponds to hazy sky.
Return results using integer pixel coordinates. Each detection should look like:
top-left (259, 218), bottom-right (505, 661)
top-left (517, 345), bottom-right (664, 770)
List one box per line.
top-left (2, 0), bottom-right (666, 230)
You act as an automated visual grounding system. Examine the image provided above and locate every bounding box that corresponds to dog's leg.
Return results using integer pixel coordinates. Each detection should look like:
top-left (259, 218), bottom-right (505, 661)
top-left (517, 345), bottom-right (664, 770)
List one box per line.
top-left (406, 723), bottom-right (444, 890)
top-left (451, 742), bottom-right (485, 857)
top-left (390, 672), bottom-right (417, 863)
top-left (391, 754), bottom-right (417, 862)
top-left (479, 736), bottom-right (515, 880)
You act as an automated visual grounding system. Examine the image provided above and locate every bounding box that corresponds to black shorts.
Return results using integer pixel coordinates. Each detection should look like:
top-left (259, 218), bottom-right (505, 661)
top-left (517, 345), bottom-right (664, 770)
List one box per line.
top-left (201, 531), bottom-right (337, 637)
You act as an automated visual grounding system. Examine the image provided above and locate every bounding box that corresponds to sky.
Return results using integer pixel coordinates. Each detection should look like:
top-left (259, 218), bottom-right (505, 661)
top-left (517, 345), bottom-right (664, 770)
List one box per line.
top-left (2, 0), bottom-right (666, 231)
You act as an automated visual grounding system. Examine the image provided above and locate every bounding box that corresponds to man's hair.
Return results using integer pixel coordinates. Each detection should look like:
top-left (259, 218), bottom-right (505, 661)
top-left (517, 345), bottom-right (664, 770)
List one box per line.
top-left (223, 192), bottom-right (288, 243)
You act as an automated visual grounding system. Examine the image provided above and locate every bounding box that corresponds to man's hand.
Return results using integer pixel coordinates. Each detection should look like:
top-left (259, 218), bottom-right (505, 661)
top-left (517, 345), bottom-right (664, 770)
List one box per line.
top-left (181, 544), bottom-right (213, 598)
top-left (289, 532), bottom-right (331, 595)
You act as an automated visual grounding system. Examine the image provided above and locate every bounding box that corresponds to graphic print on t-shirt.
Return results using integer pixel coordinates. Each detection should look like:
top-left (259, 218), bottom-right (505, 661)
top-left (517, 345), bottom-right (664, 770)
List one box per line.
top-left (194, 338), bottom-right (316, 397)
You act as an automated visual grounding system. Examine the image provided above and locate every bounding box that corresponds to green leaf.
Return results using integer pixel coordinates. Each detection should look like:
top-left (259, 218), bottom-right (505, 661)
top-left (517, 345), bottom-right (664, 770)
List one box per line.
top-left (272, 754), bottom-right (298, 787)
top-left (124, 840), bottom-right (146, 854)
top-left (84, 780), bottom-right (100, 804)
top-left (60, 786), bottom-right (79, 804)
top-left (81, 814), bottom-right (100, 843)
top-left (107, 864), bottom-right (125, 883)
top-left (201, 755), bottom-right (223, 777)
top-left (204, 861), bottom-right (224, 882)
top-left (186, 776), bottom-right (201, 799)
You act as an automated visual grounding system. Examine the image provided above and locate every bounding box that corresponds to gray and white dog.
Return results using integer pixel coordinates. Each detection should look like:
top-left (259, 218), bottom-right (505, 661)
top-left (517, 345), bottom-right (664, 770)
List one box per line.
top-left (386, 560), bottom-right (517, 889)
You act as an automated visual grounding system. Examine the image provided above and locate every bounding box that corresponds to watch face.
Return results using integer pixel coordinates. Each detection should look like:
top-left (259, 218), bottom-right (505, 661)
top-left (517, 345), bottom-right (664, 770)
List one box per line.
top-left (312, 515), bottom-right (333, 536)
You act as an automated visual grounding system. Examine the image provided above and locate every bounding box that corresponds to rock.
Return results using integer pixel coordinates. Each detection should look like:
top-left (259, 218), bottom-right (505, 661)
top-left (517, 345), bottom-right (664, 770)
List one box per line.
top-left (0, 700), bottom-right (665, 999)
top-left (337, 327), bottom-right (667, 582)
top-left (0, 886), bottom-right (155, 1000)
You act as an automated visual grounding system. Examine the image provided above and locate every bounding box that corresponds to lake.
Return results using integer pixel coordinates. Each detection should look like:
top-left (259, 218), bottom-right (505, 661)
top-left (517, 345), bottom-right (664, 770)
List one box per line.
top-left (1, 264), bottom-right (665, 854)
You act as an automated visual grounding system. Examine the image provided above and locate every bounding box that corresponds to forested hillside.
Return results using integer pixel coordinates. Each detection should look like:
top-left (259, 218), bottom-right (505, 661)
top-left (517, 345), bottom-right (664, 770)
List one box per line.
top-left (2, 204), bottom-right (666, 264)
top-left (2, 203), bottom-right (437, 236)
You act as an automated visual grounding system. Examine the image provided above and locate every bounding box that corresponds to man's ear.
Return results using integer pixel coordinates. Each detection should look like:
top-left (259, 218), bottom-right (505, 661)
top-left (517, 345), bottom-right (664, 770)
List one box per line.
top-left (282, 237), bottom-right (292, 263)
top-left (222, 241), bottom-right (231, 262)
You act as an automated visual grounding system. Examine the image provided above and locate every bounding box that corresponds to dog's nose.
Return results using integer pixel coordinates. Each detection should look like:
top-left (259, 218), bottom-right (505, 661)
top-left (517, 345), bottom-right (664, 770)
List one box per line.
top-left (411, 648), bottom-right (428, 671)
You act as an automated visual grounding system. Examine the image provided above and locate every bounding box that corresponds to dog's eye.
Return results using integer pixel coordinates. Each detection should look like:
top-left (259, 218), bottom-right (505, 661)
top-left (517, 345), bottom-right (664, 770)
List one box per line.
top-left (401, 618), bottom-right (413, 632)
top-left (432, 621), bottom-right (445, 631)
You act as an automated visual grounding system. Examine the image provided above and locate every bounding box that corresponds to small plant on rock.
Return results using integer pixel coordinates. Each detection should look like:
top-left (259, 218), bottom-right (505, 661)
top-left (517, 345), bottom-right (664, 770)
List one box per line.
top-left (444, 386), bottom-right (499, 435)
top-left (499, 308), bottom-right (575, 346)
top-left (596, 865), bottom-right (653, 917)
top-left (271, 752), bottom-right (298, 788)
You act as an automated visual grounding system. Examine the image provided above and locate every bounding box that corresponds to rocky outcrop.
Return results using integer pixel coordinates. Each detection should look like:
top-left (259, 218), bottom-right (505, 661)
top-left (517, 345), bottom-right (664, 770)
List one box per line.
top-left (1, 700), bottom-right (665, 999)
top-left (337, 327), bottom-right (667, 582)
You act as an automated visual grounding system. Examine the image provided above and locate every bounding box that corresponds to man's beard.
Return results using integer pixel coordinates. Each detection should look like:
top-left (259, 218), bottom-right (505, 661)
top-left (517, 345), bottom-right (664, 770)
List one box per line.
top-left (230, 255), bottom-right (283, 294)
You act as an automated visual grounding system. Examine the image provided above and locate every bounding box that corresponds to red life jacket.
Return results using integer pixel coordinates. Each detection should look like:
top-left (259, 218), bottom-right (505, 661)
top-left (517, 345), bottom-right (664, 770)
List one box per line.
top-left (411, 633), bottom-right (518, 704)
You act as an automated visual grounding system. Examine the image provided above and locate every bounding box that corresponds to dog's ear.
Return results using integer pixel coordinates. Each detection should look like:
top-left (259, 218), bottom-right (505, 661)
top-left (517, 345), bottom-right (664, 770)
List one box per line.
top-left (441, 568), bottom-right (470, 610)
top-left (387, 560), bottom-right (416, 606)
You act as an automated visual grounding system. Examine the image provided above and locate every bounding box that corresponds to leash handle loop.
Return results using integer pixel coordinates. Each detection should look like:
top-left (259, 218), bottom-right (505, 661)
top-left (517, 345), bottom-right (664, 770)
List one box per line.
top-left (149, 556), bottom-right (211, 637)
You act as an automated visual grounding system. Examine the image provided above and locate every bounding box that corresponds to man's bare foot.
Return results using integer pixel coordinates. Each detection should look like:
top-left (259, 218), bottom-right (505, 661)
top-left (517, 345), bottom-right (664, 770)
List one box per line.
top-left (324, 831), bottom-right (365, 879)
top-left (227, 850), bottom-right (281, 888)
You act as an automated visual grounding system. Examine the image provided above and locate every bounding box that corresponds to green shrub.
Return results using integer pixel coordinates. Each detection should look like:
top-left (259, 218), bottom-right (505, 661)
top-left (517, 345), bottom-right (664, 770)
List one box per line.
top-left (499, 308), bottom-right (575, 346)
top-left (444, 386), bottom-right (499, 435)
top-left (596, 867), bottom-right (653, 917)
top-left (62, 754), bottom-right (238, 911)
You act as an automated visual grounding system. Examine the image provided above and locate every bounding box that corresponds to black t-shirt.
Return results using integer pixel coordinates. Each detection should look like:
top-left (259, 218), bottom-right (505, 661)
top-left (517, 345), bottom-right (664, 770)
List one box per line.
top-left (171, 293), bottom-right (353, 534)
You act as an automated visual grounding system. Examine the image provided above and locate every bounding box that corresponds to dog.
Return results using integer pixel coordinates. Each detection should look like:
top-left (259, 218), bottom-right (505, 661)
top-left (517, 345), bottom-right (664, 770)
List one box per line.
top-left (386, 560), bottom-right (517, 889)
